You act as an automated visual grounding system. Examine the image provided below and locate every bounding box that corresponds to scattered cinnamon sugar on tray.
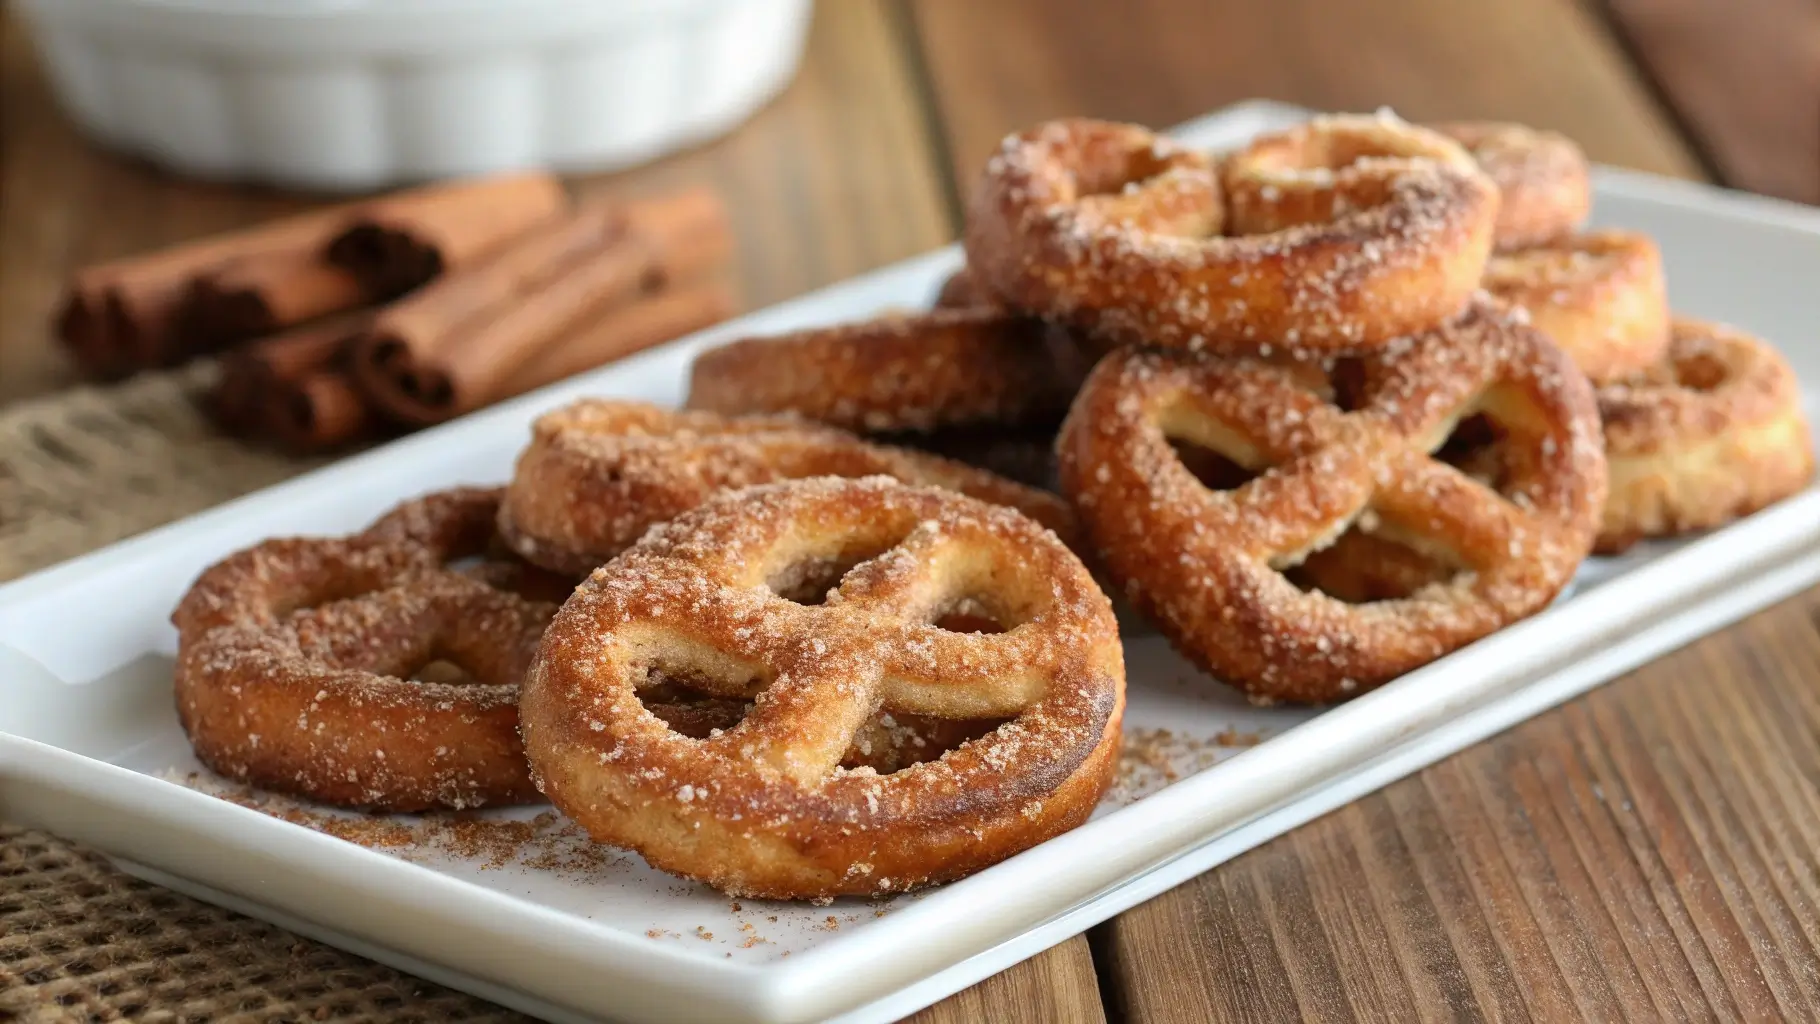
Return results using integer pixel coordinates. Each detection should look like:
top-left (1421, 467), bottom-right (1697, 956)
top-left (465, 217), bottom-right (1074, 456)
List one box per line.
top-left (168, 770), bottom-right (620, 876)
top-left (1110, 726), bottom-right (1269, 804)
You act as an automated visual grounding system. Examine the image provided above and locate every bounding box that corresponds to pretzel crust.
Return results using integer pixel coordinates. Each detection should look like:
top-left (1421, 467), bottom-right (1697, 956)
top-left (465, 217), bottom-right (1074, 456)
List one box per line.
top-left (172, 489), bottom-right (563, 811)
top-left (1058, 301), bottom-right (1606, 702)
top-left (964, 114), bottom-right (1498, 355)
top-left (498, 400), bottom-right (1082, 576)
top-left (685, 307), bottom-right (1090, 433)
top-left (1596, 319), bottom-right (1815, 552)
top-left (1483, 231), bottom-right (1669, 383)
top-left (1432, 121), bottom-right (1592, 251)
top-left (520, 477), bottom-right (1123, 899)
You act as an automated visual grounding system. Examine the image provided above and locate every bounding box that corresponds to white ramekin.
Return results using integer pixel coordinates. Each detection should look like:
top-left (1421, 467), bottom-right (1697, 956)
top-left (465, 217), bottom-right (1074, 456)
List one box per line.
top-left (16, 0), bottom-right (813, 191)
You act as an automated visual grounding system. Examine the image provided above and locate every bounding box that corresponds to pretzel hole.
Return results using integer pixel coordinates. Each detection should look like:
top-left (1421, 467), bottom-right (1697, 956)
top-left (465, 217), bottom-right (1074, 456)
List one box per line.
top-left (930, 596), bottom-right (1008, 635)
top-left (1169, 437), bottom-right (1264, 491)
top-left (639, 672), bottom-right (757, 738)
top-left (1287, 525), bottom-right (1458, 603)
top-left (764, 528), bottom-right (917, 605)
top-left (846, 713), bottom-right (1008, 775)
top-left (410, 658), bottom-right (475, 685)
top-left (1672, 349), bottom-right (1728, 390)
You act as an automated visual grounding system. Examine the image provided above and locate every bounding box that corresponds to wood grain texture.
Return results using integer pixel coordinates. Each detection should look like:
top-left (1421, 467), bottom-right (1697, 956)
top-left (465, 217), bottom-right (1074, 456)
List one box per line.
top-left (907, 0), bottom-right (1701, 186)
top-left (0, 0), bottom-right (953, 406)
top-left (1597, 0), bottom-right (1820, 204)
top-left (909, 937), bottom-right (1108, 1024)
top-left (1097, 587), bottom-right (1820, 1023)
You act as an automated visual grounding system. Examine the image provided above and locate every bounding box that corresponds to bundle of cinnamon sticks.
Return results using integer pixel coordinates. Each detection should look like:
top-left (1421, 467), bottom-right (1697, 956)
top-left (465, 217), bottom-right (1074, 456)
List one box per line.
top-left (55, 173), bottom-right (736, 453)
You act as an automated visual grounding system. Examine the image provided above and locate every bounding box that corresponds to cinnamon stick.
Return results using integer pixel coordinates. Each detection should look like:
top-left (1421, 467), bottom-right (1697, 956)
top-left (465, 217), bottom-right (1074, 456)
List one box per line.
top-left (353, 188), bottom-right (732, 423)
top-left (210, 311), bottom-right (370, 435)
top-left (180, 252), bottom-right (366, 358)
top-left (265, 370), bottom-right (377, 454)
top-left (493, 280), bottom-right (737, 403)
top-left (325, 171), bottom-right (568, 296)
top-left (56, 170), bottom-right (566, 377)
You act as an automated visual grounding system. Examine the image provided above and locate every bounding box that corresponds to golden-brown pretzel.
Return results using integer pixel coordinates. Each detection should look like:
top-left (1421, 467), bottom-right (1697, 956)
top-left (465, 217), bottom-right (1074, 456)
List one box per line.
top-left (1432, 121), bottom-right (1592, 251)
top-left (172, 489), bottom-right (568, 811)
top-left (498, 400), bottom-right (1082, 575)
top-left (684, 307), bottom-right (1091, 433)
top-left (1597, 319), bottom-right (1814, 552)
top-left (1058, 301), bottom-right (1606, 702)
top-left (965, 114), bottom-right (1499, 355)
top-left (1483, 231), bottom-right (1669, 383)
top-left (520, 476), bottom-right (1124, 900)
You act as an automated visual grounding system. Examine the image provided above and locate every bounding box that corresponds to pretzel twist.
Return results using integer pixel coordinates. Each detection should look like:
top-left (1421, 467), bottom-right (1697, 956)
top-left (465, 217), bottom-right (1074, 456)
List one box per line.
top-left (498, 400), bottom-right (1081, 575)
top-left (1433, 121), bottom-right (1592, 251)
top-left (685, 307), bottom-right (1090, 433)
top-left (521, 477), bottom-right (1124, 899)
top-left (1483, 231), bottom-right (1669, 383)
top-left (1058, 301), bottom-right (1606, 702)
top-left (1597, 319), bottom-right (1814, 551)
top-left (173, 489), bottom-right (566, 811)
top-left (965, 114), bottom-right (1499, 355)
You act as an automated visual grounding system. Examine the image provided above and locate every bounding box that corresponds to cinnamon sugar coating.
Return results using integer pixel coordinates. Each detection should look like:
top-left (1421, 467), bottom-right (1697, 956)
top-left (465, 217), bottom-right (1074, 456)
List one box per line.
top-left (520, 476), bottom-right (1124, 900)
top-left (685, 307), bottom-right (1091, 433)
top-left (964, 113), bottom-right (1499, 355)
top-left (1483, 230), bottom-right (1670, 383)
top-left (1057, 300), bottom-right (1606, 703)
top-left (1596, 319), bottom-right (1815, 552)
top-left (1432, 121), bottom-right (1592, 251)
top-left (172, 488), bottom-right (574, 811)
top-left (498, 399), bottom-right (1081, 575)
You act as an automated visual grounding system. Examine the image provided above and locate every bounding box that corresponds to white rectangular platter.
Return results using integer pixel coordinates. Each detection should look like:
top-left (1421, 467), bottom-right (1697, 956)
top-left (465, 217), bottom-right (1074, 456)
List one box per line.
top-left (3, 101), bottom-right (1818, 1024)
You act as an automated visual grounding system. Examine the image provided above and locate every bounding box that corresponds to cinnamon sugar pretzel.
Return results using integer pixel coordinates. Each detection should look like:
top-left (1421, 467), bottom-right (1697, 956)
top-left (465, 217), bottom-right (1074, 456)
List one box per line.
top-left (1483, 231), bottom-right (1669, 382)
top-left (1058, 301), bottom-right (1606, 702)
top-left (1432, 121), bottom-right (1592, 251)
top-left (172, 488), bottom-right (569, 811)
top-left (965, 113), bottom-right (1499, 355)
top-left (520, 476), bottom-right (1123, 899)
top-left (685, 307), bottom-right (1091, 433)
top-left (498, 400), bottom-right (1081, 575)
top-left (1597, 319), bottom-right (1814, 552)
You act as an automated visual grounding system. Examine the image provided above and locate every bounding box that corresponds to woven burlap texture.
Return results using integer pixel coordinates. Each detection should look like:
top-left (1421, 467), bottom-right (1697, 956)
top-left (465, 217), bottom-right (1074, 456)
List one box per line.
top-left (0, 374), bottom-right (525, 1021)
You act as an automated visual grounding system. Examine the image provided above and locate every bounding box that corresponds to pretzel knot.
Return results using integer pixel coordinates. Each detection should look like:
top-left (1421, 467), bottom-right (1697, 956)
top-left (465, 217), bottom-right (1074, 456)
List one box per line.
top-left (1058, 301), bottom-right (1607, 703)
top-left (174, 488), bottom-right (567, 811)
top-left (520, 476), bottom-right (1125, 900)
top-left (1596, 318), bottom-right (1814, 552)
top-left (964, 113), bottom-right (1498, 355)
top-left (498, 399), bottom-right (1082, 576)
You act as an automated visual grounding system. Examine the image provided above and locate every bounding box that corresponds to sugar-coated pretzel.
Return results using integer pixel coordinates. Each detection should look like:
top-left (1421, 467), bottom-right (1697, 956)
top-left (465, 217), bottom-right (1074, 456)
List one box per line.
top-left (1483, 231), bottom-right (1669, 383)
top-left (520, 476), bottom-right (1124, 899)
top-left (1597, 319), bottom-right (1814, 552)
top-left (685, 307), bottom-right (1091, 433)
top-left (934, 267), bottom-right (991, 309)
top-left (1058, 301), bottom-right (1606, 702)
top-left (965, 114), bottom-right (1499, 355)
top-left (172, 489), bottom-right (569, 811)
top-left (498, 400), bottom-right (1081, 576)
top-left (1432, 121), bottom-right (1592, 251)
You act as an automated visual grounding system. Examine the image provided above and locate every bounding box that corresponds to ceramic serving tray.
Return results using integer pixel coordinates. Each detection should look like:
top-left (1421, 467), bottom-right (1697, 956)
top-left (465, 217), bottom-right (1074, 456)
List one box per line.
top-left (3, 101), bottom-right (1817, 1024)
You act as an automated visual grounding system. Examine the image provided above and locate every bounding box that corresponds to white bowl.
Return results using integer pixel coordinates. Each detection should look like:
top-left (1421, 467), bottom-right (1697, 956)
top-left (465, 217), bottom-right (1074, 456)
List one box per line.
top-left (16, 0), bottom-right (813, 191)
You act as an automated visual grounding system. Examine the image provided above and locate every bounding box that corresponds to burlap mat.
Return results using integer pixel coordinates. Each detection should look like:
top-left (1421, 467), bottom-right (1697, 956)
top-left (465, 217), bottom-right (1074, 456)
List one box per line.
top-left (0, 374), bottom-right (527, 1021)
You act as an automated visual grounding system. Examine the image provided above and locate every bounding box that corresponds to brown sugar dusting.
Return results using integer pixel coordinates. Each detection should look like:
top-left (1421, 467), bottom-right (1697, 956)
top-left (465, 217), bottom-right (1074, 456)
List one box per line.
top-left (1110, 726), bottom-right (1267, 803)
top-left (172, 770), bottom-right (620, 875)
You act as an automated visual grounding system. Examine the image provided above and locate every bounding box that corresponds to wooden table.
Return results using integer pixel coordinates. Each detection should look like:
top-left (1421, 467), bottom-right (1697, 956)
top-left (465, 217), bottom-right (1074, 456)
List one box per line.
top-left (4, 2), bottom-right (1818, 1020)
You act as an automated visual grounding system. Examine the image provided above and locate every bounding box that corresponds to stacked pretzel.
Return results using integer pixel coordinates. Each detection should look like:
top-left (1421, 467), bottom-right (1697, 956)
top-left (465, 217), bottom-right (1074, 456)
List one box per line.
top-left (689, 111), bottom-right (1813, 702)
top-left (171, 111), bottom-right (1812, 902)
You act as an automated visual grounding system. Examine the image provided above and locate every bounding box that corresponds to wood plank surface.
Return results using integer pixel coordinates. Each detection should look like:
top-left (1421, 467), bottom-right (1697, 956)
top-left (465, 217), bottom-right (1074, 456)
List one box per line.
top-left (1098, 589), bottom-right (1820, 1023)
top-left (908, 2), bottom-right (1818, 1021)
top-left (1597, 0), bottom-right (1820, 204)
top-left (908, 0), bottom-right (1700, 186)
